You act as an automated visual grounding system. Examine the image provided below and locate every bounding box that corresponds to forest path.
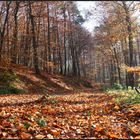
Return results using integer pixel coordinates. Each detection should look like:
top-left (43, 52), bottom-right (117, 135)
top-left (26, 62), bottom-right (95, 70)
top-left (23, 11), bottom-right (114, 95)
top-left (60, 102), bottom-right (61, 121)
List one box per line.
top-left (0, 88), bottom-right (99, 107)
top-left (0, 88), bottom-right (139, 139)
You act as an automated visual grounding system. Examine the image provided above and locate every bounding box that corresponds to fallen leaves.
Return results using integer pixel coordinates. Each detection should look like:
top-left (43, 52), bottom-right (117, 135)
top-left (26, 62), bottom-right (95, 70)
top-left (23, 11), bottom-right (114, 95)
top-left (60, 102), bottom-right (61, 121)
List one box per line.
top-left (94, 125), bottom-right (104, 132)
top-left (47, 134), bottom-right (54, 139)
top-left (35, 134), bottom-right (46, 139)
top-left (0, 90), bottom-right (139, 139)
top-left (129, 126), bottom-right (140, 135)
top-left (114, 105), bottom-right (120, 111)
top-left (50, 129), bottom-right (60, 137)
top-left (2, 120), bottom-right (12, 127)
top-left (135, 135), bottom-right (140, 139)
top-left (20, 132), bottom-right (32, 139)
top-left (107, 132), bottom-right (119, 139)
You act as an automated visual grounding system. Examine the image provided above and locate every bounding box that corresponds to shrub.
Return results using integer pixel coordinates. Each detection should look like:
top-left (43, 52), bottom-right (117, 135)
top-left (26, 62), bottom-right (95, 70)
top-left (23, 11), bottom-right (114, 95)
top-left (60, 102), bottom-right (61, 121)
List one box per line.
top-left (101, 85), bottom-right (109, 92)
top-left (106, 88), bottom-right (140, 105)
top-left (125, 93), bottom-right (140, 105)
top-left (81, 79), bottom-right (93, 88)
top-left (112, 83), bottom-right (123, 90)
top-left (0, 88), bottom-right (26, 94)
top-left (37, 119), bottom-right (46, 127)
top-left (9, 88), bottom-right (26, 94)
top-left (0, 71), bottom-right (18, 87)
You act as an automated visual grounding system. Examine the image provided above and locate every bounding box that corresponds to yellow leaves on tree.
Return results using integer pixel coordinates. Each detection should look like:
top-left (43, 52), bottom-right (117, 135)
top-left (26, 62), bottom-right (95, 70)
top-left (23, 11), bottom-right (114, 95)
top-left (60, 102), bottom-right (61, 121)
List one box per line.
top-left (121, 65), bottom-right (140, 75)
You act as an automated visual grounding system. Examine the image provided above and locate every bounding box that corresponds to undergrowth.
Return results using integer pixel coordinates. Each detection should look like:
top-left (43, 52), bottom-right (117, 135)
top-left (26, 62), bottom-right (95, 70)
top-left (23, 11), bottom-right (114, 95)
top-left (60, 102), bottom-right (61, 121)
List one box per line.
top-left (0, 70), bottom-right (26, 94)
top-left (0, 88), bottom-right (26, 94)
top-left (102, 83), bottom-right (140, 105)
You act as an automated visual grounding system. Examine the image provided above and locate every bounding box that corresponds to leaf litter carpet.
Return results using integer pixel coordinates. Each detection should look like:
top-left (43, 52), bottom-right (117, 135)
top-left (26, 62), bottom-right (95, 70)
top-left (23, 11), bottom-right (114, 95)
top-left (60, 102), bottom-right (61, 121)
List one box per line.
top-left (0, 89), bottom-right (139, 139)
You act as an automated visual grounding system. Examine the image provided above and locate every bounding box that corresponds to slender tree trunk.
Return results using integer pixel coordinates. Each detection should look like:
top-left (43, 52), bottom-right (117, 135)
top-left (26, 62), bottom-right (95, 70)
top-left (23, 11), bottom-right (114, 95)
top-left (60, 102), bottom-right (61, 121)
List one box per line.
top-left (24, 9), bottom-right (30, 66)
top-left (47, 2), bottom-right (51, 73)
top-left (113, 48), bottom-right (121, 84)
top-left (123, 1), bottom-right (134, 89)
top-left (0, 1), bottom-right (11, 61)
top-left (42, 16), bottom-right (48, 70)
top-left (28, 1), bottom-right (40, 74)
top-left (63, 3), bottom-right (67, 76)
top-left (56, 25), bottom-right (63, 74)
top-left (12, 1), bottom-right (20, 64)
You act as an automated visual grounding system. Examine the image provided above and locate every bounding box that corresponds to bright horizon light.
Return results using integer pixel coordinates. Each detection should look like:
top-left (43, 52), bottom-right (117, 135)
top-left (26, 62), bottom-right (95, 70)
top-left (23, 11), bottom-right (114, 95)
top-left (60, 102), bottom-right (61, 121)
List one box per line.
top-left (76, 1), bottom-right (140, 34)
top-left (76, 1), bottom-right (99, 33)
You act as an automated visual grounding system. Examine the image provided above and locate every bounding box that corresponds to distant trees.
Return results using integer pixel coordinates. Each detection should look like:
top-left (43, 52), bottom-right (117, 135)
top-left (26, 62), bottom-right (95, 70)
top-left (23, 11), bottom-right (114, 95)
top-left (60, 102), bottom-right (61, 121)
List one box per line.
top-left (0, 1), bottom-right (11, 60)
top-left (1, 1), bottom-right (139, 88)
top-left (92, 1), bottom-right (140, 88)
top-left (0, 1), bottom-right (93, 77)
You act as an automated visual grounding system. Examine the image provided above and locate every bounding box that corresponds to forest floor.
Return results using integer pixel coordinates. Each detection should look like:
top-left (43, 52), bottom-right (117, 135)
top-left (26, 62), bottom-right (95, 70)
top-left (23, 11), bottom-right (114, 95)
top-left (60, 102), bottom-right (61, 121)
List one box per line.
top-left (0, 65), bottom-right (139, 139)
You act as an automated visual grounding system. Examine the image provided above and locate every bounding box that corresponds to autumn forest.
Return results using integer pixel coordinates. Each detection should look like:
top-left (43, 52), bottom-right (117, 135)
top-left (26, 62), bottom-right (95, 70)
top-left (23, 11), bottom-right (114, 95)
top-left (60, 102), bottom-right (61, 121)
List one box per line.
top-left (0, 1), bottom-right (140, 139)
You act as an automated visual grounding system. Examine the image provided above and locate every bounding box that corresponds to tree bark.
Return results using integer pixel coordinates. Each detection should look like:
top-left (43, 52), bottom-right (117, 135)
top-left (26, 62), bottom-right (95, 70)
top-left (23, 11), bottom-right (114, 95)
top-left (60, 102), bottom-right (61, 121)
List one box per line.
top-left (122, 1), bottom-right (134, 89)
top-left (12, 1), bottom-right (20, 64)
top-left (0, 1), bottom-right (11, 61)
top-left (46, 2), bottom-right (51, 73)
top-left (28, 1), bottom-right (40, 74)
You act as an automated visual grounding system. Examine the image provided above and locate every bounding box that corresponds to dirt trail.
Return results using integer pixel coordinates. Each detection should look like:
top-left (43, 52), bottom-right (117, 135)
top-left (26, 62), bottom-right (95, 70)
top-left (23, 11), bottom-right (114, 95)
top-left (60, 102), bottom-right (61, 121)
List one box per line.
top-left (0, 88), bottom-right (97, 106)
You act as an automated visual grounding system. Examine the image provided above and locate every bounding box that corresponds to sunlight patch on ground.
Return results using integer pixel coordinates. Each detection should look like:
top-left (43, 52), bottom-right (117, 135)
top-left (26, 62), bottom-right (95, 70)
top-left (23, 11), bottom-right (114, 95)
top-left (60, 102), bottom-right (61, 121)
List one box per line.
top-left (50, 78), bottom-right (73, 90)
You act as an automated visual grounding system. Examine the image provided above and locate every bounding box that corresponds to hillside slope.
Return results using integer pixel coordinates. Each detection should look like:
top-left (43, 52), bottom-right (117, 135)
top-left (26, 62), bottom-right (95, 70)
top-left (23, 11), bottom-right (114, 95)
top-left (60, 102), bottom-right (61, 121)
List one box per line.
top-left (2, 64), bottom-right (93, 95)
top-left (0, 65), bottom-right (139, 139)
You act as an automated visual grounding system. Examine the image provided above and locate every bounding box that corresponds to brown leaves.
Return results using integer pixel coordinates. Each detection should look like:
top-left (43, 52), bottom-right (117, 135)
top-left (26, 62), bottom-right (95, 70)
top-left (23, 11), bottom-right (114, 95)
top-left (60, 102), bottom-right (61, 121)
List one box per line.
top-left (114, 105), bottom-right (120, 111)
top-left (94, 125), bottom-right (104, 132)
top-left (20, 132), bottom-right (32, 139)
top-left (2, 120), bottom-right (12, 127)
top-left (135, 135), bottom-right (140, 139)
top-left (42, 106), bottom-right (56, 115)
top-left (49, 130), bottom-right (61, 137)
top-left (0, 90), bottom-right (139, 139)
top-left (107, 132), bottom-right (119, 139)
top-left (129, 126), bottom-right (140, 135)
top-left (35, 134), bottom-right (46, 139)
top-left (43, 126), bottom-right (60, 137)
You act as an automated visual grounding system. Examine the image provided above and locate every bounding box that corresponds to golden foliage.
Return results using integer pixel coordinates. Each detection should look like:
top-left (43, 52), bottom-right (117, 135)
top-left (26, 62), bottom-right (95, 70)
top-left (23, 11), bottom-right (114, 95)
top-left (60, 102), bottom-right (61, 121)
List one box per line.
top-left (121, 64), bottom-right (140, 74)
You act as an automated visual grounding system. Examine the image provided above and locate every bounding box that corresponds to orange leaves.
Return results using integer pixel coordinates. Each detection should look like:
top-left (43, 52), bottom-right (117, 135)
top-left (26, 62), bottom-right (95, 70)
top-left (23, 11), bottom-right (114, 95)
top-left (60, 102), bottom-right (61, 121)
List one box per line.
top-left (0, 111), bottom-right (11, 119)
top-left (52, 123), bottom-right (63, 129)
top-left (35, 134), bottom-right (46, 139)
top-left (107, 132), bottom-right (119, 139)
top-left (30, 107), bottom-right (38, 114)
top-left (129, 126), bottom-right (140, 135)
top-left (94, 125), bottom-right (104, 132)
top-left (47, 134), bottom-right (54, 139)
top-left (93, 124), bottom-right (120, 138)
top-left (135, 135), bottom-right (140, 139)
top-left (43, 126), bottom-right (61, 137)
top-left (50, 130), bottom-right (61, 137)
top-left (42, 106), bottom-right (56, 115)
top-left (121, 65), bottom-right (140, 74)
top-left (127, 66), bottom-right (140, 74)
top-left (16, 124), bottom-right (26, 132)
top-left (20, 132), bottom-right (32, 139)
top-left (0, 90), bottom-right (139, 139)
top-left (114, 105), bottom-right (120, 111)
top-left (2, 120), bottom-right (12, 128)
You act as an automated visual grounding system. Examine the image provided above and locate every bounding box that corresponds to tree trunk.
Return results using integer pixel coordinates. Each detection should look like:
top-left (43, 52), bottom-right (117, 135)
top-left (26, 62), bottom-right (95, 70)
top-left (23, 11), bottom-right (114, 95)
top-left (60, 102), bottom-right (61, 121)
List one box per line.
top-left (122, 1), bottom-right (134, 89)
top-left (28, 1), bottom-right (40, 74)
top-left (47, 2), bottom-right (51, 73)
top-left (63, 3), bottom-right (67, 76)
top-left (12, 1), bottom-right (20, 64)
top-left (113, 48), bottom-right (121, 85)
top-left (0, 1), bottom-right (11, 61)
